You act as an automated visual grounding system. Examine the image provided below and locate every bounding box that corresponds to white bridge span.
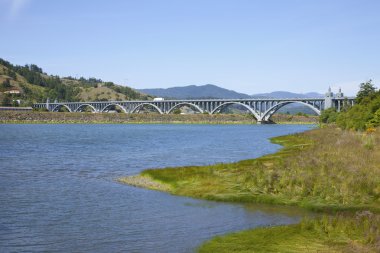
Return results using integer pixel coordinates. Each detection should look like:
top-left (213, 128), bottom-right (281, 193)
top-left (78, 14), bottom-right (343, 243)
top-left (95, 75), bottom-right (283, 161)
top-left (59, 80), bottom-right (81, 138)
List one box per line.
top-left (33, 88), bottom-right (354, 123)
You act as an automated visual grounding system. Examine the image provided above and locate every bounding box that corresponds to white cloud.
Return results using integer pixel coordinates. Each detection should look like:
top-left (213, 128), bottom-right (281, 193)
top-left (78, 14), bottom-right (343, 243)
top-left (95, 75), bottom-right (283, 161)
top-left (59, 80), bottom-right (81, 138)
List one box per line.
top-left (6, 0), bottom-right (31, 19)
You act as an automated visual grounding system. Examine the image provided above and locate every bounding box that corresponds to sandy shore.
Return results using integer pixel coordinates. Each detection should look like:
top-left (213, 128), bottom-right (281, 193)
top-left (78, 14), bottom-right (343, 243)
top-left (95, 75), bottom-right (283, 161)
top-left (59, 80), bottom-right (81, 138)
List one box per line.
top-left (117, 175), bottom-right (171, 192)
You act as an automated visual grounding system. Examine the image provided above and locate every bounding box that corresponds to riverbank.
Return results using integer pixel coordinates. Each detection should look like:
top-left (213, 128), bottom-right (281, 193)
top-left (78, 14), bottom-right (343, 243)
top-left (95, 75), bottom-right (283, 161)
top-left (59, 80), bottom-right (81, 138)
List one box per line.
top-left (119, 127), bottom-right (380, 212)
top-left (118, 126), bottom-right (380, 252)
top-left (0, 111), bottom-right (318, 124)
top-left (199, 212), bottom-right (380, 252)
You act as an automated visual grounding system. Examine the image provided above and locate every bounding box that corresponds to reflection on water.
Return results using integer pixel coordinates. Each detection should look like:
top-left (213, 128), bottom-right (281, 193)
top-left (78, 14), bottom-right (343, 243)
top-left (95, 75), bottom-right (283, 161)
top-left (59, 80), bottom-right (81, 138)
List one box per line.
top-left (0, 124), bottom-right (314, 252)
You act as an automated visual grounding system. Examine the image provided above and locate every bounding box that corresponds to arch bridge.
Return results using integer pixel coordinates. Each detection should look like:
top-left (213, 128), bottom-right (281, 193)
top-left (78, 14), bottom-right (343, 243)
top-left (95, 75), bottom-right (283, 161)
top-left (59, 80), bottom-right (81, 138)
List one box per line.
top-left (33, 93), bottom-right (355, 124)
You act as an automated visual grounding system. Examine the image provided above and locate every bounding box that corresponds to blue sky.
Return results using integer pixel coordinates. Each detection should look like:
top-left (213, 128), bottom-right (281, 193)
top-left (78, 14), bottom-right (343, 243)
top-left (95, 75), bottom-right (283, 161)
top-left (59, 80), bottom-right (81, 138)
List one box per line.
top-left (1, 0), bottom-right (379, 95)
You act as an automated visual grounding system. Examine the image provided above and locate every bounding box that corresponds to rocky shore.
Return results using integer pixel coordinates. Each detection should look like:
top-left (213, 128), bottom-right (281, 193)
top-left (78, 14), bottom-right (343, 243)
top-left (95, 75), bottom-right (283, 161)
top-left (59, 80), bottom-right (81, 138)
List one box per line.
top-left (0, 111), bottom-right (318, 124)
top-left (117, 175), bottom-right (171, 192)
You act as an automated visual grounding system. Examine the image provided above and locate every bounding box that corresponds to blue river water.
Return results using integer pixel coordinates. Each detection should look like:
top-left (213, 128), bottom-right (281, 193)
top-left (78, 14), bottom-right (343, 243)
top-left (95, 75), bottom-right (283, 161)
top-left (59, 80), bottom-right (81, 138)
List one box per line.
top-left (0, 124), bottom-right (314, 253)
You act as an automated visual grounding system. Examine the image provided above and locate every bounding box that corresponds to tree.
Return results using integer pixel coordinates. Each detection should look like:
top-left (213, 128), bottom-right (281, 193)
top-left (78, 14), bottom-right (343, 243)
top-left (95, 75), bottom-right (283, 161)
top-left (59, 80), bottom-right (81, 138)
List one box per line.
top-left (173, 108), bottom-right (181, 114)
top-left (29, 64), bottom-right (43, 73)
top-left (1, 94), bottom-right (12, 106)
top-left (367, 108), bottom-right (380, 128)
top-left (7, 69), bottom-right (17, 80)
top-left (1, 78), bottom-right (11, 88)
top-left (319, 108), bottom-right (338, 123)
top-left (356, 80), bottom-right (377, 104)
top-left (335, 92), bottom-right (380, 131)
top-left (341, 98), bottom-right (352, 112)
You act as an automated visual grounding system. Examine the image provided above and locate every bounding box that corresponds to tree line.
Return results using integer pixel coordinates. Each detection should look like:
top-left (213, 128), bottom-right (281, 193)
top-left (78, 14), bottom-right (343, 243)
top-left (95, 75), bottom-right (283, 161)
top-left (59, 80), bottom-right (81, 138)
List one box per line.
top-left (0, 58), bottom-right (79, 102)
top-left (0, 58), bottom-right (151, 105)
top-left (320, 80), bottom-right (380, 130)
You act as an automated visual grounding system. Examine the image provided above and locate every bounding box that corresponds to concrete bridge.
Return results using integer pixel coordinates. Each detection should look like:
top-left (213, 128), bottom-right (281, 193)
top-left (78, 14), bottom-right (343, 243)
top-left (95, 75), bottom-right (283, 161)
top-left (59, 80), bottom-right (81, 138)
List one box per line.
top-left (33, 88), bottom-right (355, 123)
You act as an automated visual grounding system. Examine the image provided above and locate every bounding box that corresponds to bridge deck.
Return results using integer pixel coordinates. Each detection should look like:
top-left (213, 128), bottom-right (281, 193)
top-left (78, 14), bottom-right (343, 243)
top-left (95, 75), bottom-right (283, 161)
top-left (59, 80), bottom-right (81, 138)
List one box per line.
top-left (33, 96), bottom-right (355, 123)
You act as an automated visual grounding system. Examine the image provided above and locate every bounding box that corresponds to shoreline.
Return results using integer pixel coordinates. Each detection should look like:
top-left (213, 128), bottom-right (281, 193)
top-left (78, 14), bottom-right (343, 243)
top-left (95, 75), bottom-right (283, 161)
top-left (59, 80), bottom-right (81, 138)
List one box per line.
top-left (118, 126), bottom-right (380, 252)
top-left (118, 127), bottom-right (379, 212)
top-left (0, 111), bottom-right (318, 125)
top-left (117, 175), bottom-right (171, 192)
top-left (0, 120), bottom-right (317, 125)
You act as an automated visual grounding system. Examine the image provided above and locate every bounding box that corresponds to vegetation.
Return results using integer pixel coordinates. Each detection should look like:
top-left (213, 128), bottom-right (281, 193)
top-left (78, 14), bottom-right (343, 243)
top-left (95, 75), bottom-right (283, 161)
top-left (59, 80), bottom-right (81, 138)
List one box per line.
top-left (319, 108), bottom-right (339, 124)
top-left (1, 93), bottom-right (12, 106)
top-left (1, 78), bottom-right (11, 89)
top-left (128, 126), bottom-right (379, 212)
top-left (2, 57), bottom-right (377, 251)
top-left (0, 58), bottom-right (79, 102)
top-left (0, 110), bottom-right (317, 124)
top-left (199, 212), bottom-right (380, 253)
top-left (0, 58), bottom-right (151, 106)
top-left (320, 80), bottom-right (380, 130)
top-left (295, 111), bottom-right (309, 117)
top-left (118, 81), bottom-right (380, 252)
top-left (172, 108), bottom-right (181, 114)
top-left (0, 111), bottom-right (258, 124)
top-left (119, 125), bottom-right (380, 252)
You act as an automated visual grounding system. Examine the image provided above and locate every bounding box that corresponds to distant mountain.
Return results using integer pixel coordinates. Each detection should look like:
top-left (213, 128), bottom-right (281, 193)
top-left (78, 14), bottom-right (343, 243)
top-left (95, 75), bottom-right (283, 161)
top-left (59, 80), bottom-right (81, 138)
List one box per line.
top-left (139, 85), bottom-right (323, 100)
top-left (138, 85), bottom-right (323, 115)
top-left (251, 91), bottom-right (324, 99)
top-left (250, 91), bottom-right (324, 115)
top-left (138, 84), bottom-right (251, 99)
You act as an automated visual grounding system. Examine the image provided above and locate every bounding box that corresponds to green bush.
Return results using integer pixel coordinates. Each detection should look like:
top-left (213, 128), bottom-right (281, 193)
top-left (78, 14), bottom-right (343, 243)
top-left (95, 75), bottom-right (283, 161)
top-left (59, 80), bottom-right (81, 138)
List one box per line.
top-left (319, 108), bottom-right (338, 123)
top-left (325, 80), bottom-right (380, 130)
top-left (1, 78), bottom-right (11, 89)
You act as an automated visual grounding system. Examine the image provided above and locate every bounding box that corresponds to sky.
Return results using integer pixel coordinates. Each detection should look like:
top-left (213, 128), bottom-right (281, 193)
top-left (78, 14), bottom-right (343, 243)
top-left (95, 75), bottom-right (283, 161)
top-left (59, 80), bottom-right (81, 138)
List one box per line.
top-left (1, 0), bottom-right (380, 96)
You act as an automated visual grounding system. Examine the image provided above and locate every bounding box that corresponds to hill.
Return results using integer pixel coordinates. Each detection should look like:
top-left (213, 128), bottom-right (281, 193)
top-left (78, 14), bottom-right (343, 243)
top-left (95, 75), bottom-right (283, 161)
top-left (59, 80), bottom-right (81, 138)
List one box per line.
top-left (138, 84), bottom-right (251, 99)
top-left (250, 91), bottom-right (324, 115)
top-left (251, 91), bottom-right (323, 98)
top-left (139, 84), bottom-right (323, 100)
top-left (0, 58), bottom-right (152, 107)
top-left (139, 84), bottom-right (322, 115)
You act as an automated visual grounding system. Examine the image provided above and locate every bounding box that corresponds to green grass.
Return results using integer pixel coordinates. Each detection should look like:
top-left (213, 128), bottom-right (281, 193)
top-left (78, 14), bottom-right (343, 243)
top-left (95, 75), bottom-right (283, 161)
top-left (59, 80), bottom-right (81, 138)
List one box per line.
top-left (119, 126), bottom-right (380, 252)
top-left (199, 212), bottom-right (380, 253)
top-left (140, 127), bottom-right (380, 212)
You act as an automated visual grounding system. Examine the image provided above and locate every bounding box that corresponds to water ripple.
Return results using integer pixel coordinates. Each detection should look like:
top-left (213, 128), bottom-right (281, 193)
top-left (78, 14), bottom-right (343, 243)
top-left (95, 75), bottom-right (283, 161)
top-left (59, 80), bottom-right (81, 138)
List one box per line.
top-left (0, 124), bottom-right (314, 252)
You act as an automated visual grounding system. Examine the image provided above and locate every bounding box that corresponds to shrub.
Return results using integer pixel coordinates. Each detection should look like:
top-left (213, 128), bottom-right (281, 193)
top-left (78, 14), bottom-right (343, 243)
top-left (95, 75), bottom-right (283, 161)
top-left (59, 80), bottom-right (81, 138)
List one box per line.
top-left (319, 108), bottom-right (338, 123)
top-left (330, 81), bottom-right (380, 131)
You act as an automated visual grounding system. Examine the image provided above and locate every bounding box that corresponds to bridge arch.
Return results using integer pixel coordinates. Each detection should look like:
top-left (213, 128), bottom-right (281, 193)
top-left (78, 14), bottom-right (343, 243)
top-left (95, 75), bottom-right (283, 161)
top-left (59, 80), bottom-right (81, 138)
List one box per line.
top-left (167, 102), bottom-right (204, 114)
top-left (130, 103), bottom-right (163, 114)
top-left (74, 104), bottom-right (97, 112)
top-left (211, 102), bottom-right (260, 120)
top-left (261, 101), bottom-right (321, 121)
top-left (101, 104), bottom-right (127, 113)
top-left (52, 104), bottom-right (72, 112)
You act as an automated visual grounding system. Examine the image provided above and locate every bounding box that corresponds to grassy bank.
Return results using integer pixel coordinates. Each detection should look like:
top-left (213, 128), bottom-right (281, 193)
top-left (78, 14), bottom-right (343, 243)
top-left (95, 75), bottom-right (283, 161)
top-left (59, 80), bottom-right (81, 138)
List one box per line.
top-left (121, 127), bottom-right (380, 212)
top-left (118, 126), bottom-right (380, 252)
top-left (199, 212), bottom-right (380, 252)
top-left (0, 111), bottom-right (318, 124)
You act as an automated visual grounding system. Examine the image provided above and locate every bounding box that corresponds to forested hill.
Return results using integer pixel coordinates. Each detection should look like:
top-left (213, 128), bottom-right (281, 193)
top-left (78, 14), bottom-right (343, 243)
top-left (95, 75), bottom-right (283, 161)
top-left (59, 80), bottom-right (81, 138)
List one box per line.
top-left (0, 58), bottom-right (152, 106)
top-left (138, 84), bottom-right (252, 99)
top-left (139, 84), bottom-right (323, 100)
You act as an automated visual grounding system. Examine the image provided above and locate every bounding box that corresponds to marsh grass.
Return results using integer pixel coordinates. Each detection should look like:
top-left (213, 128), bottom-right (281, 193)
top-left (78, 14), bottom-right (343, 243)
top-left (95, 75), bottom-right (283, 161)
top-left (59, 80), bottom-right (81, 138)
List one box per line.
top-left (138, 127), bottom-right (380, 212)
top-left (198, 211), bottom-right (380, 253)
top-left (119, 126), bottom-right (380, 252)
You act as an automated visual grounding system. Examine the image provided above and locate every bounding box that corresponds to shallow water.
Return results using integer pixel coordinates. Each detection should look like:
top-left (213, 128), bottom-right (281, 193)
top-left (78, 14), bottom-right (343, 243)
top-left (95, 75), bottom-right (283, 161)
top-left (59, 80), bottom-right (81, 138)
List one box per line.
top-left (0, 124), bottom-right (314, 252)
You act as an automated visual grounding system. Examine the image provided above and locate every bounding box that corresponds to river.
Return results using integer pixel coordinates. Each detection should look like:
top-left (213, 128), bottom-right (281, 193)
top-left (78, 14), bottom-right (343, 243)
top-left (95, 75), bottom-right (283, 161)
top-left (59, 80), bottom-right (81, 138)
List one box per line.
top-left (0, 124), bottom-right (314, 252)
